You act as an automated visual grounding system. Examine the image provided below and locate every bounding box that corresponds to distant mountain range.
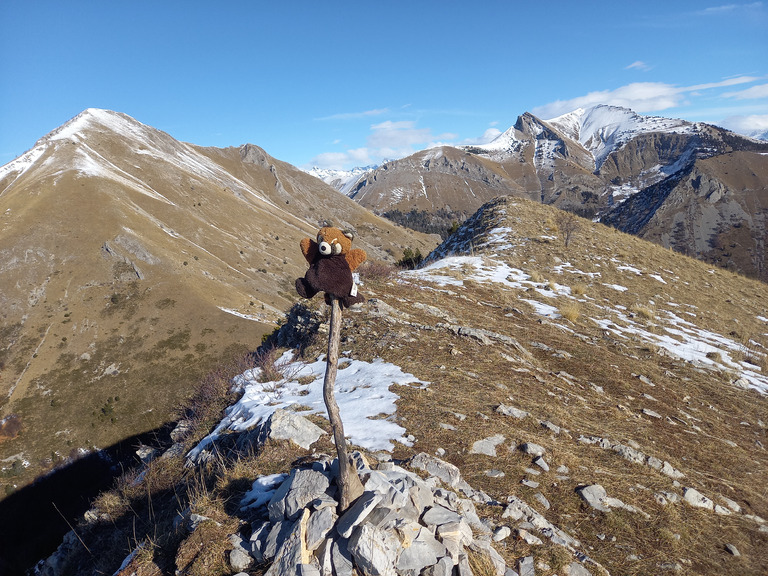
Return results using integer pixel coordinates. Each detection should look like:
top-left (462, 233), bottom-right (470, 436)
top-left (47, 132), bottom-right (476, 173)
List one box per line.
top-left (312, 106), bottom-right (767, 203)
top-left (317, 105), bottom-right (768, 280)
top-left (308, 165), bottom-right (379, 195)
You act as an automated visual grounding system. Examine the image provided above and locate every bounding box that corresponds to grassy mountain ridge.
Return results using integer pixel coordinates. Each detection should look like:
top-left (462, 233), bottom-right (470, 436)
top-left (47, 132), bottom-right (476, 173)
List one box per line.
top-left (0, 109), bottom-right (438, 499)
top-left (31, 195), bottom-right (768, 576)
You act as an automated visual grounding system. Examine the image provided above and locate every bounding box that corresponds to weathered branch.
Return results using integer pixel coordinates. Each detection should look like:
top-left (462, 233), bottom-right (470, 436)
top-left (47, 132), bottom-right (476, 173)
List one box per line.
top-left (322, 296), bottom-right (363, 511)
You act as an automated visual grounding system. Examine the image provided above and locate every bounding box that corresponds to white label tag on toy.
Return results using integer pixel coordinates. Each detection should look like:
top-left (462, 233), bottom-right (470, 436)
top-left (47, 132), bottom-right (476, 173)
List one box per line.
top-left (350, 282), bottom-right (358, 297)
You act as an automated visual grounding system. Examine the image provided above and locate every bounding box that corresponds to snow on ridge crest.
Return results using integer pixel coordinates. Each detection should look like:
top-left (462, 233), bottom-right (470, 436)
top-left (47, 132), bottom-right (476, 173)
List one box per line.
top-left (546, 105), bottom-right (693, 166)
top-left (475, 125), bottom-right (525, 152)
top-left (3, 108), bottom-right (278, 209)
top-left (0, 144), bottom-right (46, 182)
top-left (473, 105), bottom-right (696, 169)
top-left (45, 108), bottom-right (129, 144)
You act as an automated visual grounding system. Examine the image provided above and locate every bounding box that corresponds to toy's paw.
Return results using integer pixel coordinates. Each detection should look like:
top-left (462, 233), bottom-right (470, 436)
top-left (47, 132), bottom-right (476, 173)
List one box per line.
top-left (341, 293), bottom-right (364, 309)
top-left (295, 277), bottom-right (316, 299)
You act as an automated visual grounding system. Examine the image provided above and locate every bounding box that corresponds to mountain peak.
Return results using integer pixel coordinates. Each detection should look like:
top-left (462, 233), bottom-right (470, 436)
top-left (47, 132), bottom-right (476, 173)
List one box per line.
top-left (41, 108), bottom-right (155, 149)
top-left (545, 105), bottom-right (693, 167)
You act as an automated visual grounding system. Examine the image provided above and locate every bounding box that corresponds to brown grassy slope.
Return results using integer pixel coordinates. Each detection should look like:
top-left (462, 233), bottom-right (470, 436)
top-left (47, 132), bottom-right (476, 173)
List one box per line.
top-left (353, 197), bottom-right (768, 576)
top-left (38, 196), bottom-right (768, 576)
top-left (0, 118), bottom-right (438, 496)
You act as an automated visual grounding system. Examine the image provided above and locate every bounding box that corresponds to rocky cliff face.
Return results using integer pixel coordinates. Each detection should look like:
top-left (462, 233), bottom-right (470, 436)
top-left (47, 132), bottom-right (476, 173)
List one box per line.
top-left (602, 151), bottom-right (768, 281)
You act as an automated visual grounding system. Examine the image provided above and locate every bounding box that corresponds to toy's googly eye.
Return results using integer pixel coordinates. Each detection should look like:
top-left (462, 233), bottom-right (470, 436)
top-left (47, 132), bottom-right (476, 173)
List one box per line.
top-left (332, 243), bottom-right (342, 255)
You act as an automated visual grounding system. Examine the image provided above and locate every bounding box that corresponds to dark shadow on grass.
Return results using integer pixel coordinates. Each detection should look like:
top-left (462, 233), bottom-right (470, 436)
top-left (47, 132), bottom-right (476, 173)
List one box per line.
top-left (0, 422), bottom-right (176, 576)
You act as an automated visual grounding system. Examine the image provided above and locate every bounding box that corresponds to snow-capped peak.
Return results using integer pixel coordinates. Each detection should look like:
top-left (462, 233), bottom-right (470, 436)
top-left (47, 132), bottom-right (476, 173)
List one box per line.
top-left (306, 165), bottom-right (378, 195)
top-left (475, 125), bottom-right (526, 152)
top-left (544, 107), bottom-right (587, 142)
top-left (469, 105), bottom-right (698, 169)
top-left (546, 105), bottom-right (693, 167)
top-left (42, 108), bottom-right (158, 147)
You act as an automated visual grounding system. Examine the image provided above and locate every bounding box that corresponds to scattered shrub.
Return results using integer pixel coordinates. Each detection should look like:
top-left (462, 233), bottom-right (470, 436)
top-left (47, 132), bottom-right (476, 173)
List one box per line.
top-left (253, 345), bottom-right (283, 382)
top-left (706, 351), bottom-right (723, 363)
top-left (555, 210), bottom-right (582, 248)
top-left (571, 282), bottom-right (588, 296)
top-left (397, 248), bottom-right (424, 269)
top-left (358, 260), bottom-right (397, 280)
top-left (736, 337), bottom-right (767, 371)
top-left (560, 302), bottom-right (581, 322)
top-left (630, 303), bottom-right (656, 320)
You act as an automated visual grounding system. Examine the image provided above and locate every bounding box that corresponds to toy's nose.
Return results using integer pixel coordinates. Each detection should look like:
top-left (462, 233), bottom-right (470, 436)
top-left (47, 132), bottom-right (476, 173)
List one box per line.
top-left (319, 241), bottom-right (332, 255)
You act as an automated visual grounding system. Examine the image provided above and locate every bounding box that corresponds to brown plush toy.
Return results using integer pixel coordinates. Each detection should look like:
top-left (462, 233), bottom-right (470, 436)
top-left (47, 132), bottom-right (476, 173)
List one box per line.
top-left (295, 227), bottom-right (367, 308)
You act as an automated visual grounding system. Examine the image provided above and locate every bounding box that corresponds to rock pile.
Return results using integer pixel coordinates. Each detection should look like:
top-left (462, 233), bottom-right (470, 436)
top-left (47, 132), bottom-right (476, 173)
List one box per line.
top-left (229, 451), bottom-right (509, 576)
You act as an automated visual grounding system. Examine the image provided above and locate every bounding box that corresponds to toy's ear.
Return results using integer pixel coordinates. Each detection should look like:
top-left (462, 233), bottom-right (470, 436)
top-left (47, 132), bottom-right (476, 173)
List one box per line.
top-left (300, 237), bottom-right (318, 264)
top-left (342, 230), bottom-right (354, 241)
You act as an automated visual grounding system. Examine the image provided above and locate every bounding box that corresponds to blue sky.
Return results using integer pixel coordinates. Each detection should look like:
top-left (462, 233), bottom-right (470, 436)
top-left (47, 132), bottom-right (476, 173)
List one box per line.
top-left (1, 1), bottom-right (766, 170)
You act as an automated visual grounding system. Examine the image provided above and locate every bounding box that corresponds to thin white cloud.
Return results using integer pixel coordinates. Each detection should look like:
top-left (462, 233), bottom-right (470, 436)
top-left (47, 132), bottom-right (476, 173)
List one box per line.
top-left (316, 108), bottom-right (389, 121)
top-left (368, 120), bottom-right (455, 149)
top-left (532, 76), bottom-right (761, 119)
top-left (310, 148), bottom-right (373, 169)
top-left (460, 128), bottom-right (503, 146)
top-left (308, 120), bottom-right (457, 169)
top-left (720, 113), bottom-right (768, 132)
top-left (686, 76), bottom-right (760, 91)
top-left (626, 61), bottom-right (652, 72)
top-left (533, 83), bottom-right (683, 118)
top-left (696, 2), bottom-right (763, 15)
top-left (722, 83), bottom-right (768, 100)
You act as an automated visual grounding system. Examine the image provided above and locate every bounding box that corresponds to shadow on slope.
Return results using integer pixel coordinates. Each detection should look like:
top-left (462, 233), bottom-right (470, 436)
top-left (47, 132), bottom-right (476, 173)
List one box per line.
top-left (0, 422), bottom-right (176, 576)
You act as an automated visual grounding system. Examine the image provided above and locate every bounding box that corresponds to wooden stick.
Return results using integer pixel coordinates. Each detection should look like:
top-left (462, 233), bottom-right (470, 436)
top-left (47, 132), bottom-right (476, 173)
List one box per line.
top-left (322, 295), bottom-right (354, 511)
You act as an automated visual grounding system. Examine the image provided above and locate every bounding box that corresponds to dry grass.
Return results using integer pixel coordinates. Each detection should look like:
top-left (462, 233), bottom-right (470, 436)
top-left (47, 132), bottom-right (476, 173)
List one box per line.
top-left (629, 303), bottom-right (656, 320)
top-left (570, 282), bottom-right (588, 297)
top-left (736, 337), bottom-right (768, 372)
top-left (467, 549), bottom-right (501, 576)
top-left (529, 270), bottom-right (544, 283)
top-left (31, 196), bottom-right (768, 576)
top-left (559, 301), bottom-right (581, 322)
top-left (357, 260), bottom-right (398, 280)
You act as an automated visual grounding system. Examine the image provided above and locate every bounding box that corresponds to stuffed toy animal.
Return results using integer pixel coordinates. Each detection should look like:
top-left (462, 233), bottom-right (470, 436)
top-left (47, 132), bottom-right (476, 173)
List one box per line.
top-left (295, 226), bottom-right (367, 308)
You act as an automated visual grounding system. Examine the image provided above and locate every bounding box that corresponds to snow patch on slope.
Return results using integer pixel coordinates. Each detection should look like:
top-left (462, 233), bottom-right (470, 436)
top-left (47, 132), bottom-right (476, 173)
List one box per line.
top-left (410, 222), bottom-right (768, 394)
top-left (189, 352), bottom-right (428, 458)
